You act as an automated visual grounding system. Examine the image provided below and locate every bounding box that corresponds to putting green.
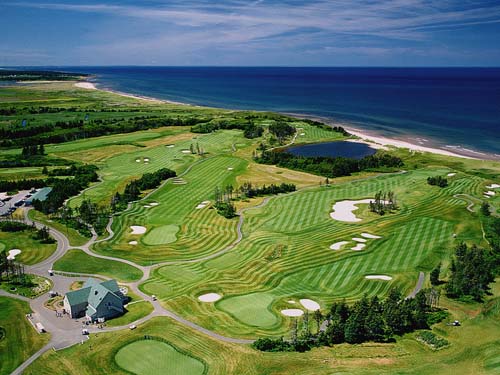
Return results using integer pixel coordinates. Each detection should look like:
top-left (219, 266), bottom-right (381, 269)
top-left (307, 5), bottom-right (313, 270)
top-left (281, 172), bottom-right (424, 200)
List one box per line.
top-left (115, 339), bottom-right (206, 375)
top-left (217, 292), bottom-right (278, 328)
top-left (143, 225), bottom-right (180, 245)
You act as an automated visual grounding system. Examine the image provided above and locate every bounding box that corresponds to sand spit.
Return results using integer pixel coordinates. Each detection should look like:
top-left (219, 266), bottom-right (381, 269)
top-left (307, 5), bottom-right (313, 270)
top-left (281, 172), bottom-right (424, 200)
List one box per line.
top-left (130, 226), bottom-right (147, 235)
top-left (330, 199), bottom-right (373, 222)
top-left (300, 299), bottom-right (320, 311)
top-left (7, 249), bottom-right (21, 260)
top-left (74, 82), bottom-right (96, 90)
top-left (330, 241), bottom-right (349, 250)
top-left (281, 309), bottom-right (304, 317)
top-left (365, 275), bottom-right (392, 281)
top-left (361, 233), bottom-right (382, 239)
top-left (198, 293), bottom-right (222, 302)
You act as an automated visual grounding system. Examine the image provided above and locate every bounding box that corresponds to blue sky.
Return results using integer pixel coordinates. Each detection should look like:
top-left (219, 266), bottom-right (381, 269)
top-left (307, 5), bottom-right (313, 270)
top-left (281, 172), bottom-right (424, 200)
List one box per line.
top-left (1, 0), bottom-right (500, 66)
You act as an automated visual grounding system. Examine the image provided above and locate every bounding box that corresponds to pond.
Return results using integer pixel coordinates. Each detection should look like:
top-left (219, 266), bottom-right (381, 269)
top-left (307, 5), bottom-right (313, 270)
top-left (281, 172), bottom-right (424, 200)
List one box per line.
top-left (286, 141), bottom-right (376, 159)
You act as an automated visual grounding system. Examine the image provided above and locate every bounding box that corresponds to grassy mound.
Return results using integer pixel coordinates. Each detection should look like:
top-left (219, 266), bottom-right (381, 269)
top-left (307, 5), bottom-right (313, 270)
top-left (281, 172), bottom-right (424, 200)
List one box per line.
top-left (53, 249), bottom-right (142, 282)
top-left (115, 339), bottom-right (206, 375)
top-left (143, 225), bottom-right (179, 245)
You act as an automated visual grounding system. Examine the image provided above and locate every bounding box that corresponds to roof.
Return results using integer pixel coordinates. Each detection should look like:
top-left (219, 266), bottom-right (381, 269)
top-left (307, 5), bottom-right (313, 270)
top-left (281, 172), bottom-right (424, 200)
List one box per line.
top-left (27, 187), bottom-right (52, 203)
top-left (66, 278), bottom-right (123, 310)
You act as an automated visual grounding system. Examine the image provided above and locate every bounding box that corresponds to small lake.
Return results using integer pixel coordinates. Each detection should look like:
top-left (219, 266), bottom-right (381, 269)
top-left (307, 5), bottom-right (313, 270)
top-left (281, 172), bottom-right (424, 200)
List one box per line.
top-left (286, 141), bottom-right (376, 159)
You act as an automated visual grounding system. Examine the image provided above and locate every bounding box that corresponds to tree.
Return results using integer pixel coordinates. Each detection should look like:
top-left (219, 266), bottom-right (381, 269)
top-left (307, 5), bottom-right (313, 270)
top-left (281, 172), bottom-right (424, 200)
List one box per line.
top-left (430, 262), bottom-right (441, 285)
top-left (42, 166), bottom-right (48, 174)
top-left (313, 310), bottom-right (323, 333)
top-left (481, 202), bottom-right (491, 216)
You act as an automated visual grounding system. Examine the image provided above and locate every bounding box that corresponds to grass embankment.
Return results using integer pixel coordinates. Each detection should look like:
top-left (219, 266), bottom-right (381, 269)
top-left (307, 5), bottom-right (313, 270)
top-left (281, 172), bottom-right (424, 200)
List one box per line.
top-left (0, 297), bottom-right (50, 375)
top-left (0, 230), bottom-right (56, 265)
top-left (53, 249), bottom-right (142, 282)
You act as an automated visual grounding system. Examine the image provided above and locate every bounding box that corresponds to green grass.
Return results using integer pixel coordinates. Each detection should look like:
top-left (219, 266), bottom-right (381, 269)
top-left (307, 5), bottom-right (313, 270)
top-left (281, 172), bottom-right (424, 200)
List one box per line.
top-left (106, 301), bottom-right (154, 327)
top-left (115, 339), bottom-right (206, 375)
top-left (143, 224), bottom-right (179, 245)
top-left (53, 249), bottom-right (143, 282)
top-left (0, 297), bottom-right (50, 375)
top-left (0, 230), bottom-right (56, 265)
top-left (217, 292), bottom-right (278, 328)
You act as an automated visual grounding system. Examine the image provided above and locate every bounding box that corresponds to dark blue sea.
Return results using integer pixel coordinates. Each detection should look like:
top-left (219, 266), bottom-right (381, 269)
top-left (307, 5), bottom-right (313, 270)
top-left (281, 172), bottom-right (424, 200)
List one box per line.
top-left (22, 67), bottom-right (500, 157)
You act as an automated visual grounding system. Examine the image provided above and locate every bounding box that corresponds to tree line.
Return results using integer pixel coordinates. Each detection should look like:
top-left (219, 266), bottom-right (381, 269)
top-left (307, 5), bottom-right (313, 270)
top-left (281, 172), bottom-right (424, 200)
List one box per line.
top-left (191, 118), bottom-right (264, 139)
top-left (253, 288), bottom-right (442, 352)
top-left (256, 151), bottom-right (403, 178)
top-left (427, 176), bottom-right (448, 188)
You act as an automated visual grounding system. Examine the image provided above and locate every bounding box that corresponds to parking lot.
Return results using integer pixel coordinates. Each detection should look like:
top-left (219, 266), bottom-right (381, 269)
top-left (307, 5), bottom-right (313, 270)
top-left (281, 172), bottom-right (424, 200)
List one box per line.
top-left (0, 190), bottom-right (31, 216)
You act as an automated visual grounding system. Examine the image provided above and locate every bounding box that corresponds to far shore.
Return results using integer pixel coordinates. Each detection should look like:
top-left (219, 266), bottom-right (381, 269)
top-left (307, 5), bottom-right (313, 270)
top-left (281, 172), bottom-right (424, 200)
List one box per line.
top-left (73, 81), bottom-right (495, 161)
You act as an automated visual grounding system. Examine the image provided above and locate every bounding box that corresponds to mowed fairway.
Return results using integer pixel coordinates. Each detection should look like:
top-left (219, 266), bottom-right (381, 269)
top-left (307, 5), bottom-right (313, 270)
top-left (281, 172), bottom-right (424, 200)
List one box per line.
top-left (94, 154), bottom-right (248, 263)
top-left (115, 340), bottom-right (206, 375)
top-left (140, 167), bottom-right (484, 338)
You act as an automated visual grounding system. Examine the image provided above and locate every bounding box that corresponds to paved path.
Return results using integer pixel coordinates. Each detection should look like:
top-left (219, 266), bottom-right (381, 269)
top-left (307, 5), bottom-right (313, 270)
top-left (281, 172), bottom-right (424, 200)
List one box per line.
top-left (407, 271), bottom-right (425, 299)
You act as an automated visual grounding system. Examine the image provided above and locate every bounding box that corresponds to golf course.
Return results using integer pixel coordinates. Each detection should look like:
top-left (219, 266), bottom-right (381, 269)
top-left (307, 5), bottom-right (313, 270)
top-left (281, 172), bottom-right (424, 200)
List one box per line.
top-left (1, 81), bottom-right (499, 374)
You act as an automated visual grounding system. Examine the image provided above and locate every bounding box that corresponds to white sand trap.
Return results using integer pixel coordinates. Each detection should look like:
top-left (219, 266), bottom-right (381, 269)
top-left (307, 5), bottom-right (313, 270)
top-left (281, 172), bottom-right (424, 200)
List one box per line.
top-left (181, 150), bottom-right (191, 154)
top-left (486, 184), bottom-right (500, 189)
top-left (128, 241), bottom-right (138, 245)
top-left (281, 309), bottom-right (304, 317)
top-left (352, 243), bottom-right (366, 251)
top-left (135, 159), bottom-right (141, 163)
top-left (352, 237), bottom-right (367, 243)
top-left (361, 233), bottom-right (382, 239)
top-left (484, 195), bottom-right (491, 199)
top-left (330, 199), bottom-right (373, 222)
top-left (447, 173), bottom-right (456, 177)
top-left (166, 145), bottom-right (175, 148)
top-left (144, 158), bottom-right (150, 162)
top-left (150, 202), bottom-right (159, 206)
top-left (300, 299), bottom-right (320, 311)
top-left (144, 205), bottom-right (152, 208)
top-left (196, 201), bottom-right (210, 209)
top-left (485, 191), bottom-right (496, 196)
top-left (130, 226), bottom-right (147, 235)
top-left (227, 167), bottom-right (234, 171)
top-left (287, 300), bottom-right (296, 304)
top-left (7, 249), bottom-right (21, 260)
top-left (365, 275), bottom-right (392, 281)
top-left (300, 133), bottom-right (305, 136)
top-left (330, 241), bottom-right (349, 250)
top-left (198, 293), bottom-right (221, 302)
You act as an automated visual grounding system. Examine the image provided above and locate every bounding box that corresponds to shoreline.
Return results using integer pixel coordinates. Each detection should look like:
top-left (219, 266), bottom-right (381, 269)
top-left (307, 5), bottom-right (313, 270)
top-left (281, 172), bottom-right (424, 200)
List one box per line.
top-left (73, 81), bottom-right (496, 161)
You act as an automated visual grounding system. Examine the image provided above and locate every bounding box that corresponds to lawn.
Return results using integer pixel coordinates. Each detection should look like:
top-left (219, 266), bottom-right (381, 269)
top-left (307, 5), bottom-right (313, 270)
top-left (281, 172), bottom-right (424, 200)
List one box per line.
top-left (0, 230), bottom-right (57, 265)
top-left (106, 301), bottom-right (154, 327)
top-left (115, 339), bottom-right (206, 375)
top-left (0, 297), bottom-right (50, 375)
top-left (53, 249), bottom-right (143, 282)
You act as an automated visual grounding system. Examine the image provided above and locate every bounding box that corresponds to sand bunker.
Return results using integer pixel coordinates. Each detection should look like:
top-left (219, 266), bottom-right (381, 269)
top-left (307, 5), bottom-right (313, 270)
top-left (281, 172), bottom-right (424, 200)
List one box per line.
top-left (135, 159), bottom-right (141, 163)
top-left (300, 299), bottom-right (320, 311)
top-left (166, 145), bottom-right (175, 148)
top-left (485, 191), bottom-right (496, 196)
top-left (130, 226), bottom-right (146, 235)
top-left (287, 300), bottom-right (296, 304)
top-left (351, 244), bottom-right (366, 251)
top-left (128, 241), bottom-right (138, 245)
top-left (447, 173), bottom-right (456, 177)
top-left (227, 167), bottom-right (234, 171)
top-left (198, 293), bottom-right (222, 302)
top-left (281, 309), bottom-right (304, 317)
top-left (361, 233), bottom-right (382, 239)
top-left (330, 199), bottom-right (373, 222)
top-left (330, 241), bottom-right (349, 250)
top-left (300, 133), bottom-right (305, 136)
top-left (352, 237), bottom-right (367, 243)
top-left (144, 205), bottom-right (152, 208)
top-left (150, 202), bottom-right (159, 206)
top-left (195, 201), bottom-right (210, 209)
top-left (365, 275), bottom-right (392, 281)
top-left (181, 150), bottom-right (191, 154)
top-left (7, 249), bottom-right (21, 260)
top-left (144, 158), bottom-right (150, 162)
top-left (486, 184), bottom-right (500, 189)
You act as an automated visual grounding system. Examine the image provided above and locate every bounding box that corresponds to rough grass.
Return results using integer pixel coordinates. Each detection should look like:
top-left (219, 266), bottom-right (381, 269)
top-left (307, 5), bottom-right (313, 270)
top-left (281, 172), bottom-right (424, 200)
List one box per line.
top-left (0, 297), bottom-right (50, 375)
top-left (106, 301), bottom-right (154, 327)
top-left (115, 339), bottom-right (206, 375)
top-left (53, 249), bottom-right (143, 282)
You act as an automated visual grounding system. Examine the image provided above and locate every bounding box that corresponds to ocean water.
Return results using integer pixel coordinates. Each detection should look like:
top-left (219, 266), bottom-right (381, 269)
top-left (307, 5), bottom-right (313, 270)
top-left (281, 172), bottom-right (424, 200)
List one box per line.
top-left (287, 141), bottom-right (376, 159)
top-left (36, 67), bottom-right (500, 157)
